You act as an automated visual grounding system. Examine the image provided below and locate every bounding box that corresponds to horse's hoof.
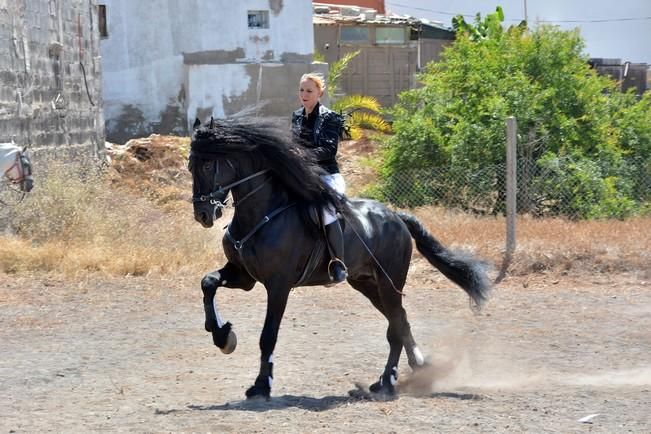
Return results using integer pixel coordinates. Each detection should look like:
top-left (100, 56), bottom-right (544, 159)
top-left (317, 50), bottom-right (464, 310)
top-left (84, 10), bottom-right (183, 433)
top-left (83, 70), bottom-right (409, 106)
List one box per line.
top-left (369, 379), bottom-right (396, 398)
top-left (210, 322), bottom-right (236, 353)
top-left (245, 383), bottom-right (270, 400)
top-left (220, 330), bottom-right (237, 354)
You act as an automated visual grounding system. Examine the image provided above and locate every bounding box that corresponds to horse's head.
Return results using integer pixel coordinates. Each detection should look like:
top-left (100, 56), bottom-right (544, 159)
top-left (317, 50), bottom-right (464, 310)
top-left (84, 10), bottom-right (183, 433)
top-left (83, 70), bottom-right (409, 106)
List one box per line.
top-left (1, 144), bottom-right (33, 193)
top-left (188, 118), bottom-right (239, 228)
top-left (188, 154), bottom-right (238, 228)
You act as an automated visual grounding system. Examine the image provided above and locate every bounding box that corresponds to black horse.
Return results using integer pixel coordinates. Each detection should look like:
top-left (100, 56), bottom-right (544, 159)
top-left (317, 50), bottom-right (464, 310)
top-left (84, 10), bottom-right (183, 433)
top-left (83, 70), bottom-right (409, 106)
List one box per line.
top-left (189, 118), bottom-right (491, 399)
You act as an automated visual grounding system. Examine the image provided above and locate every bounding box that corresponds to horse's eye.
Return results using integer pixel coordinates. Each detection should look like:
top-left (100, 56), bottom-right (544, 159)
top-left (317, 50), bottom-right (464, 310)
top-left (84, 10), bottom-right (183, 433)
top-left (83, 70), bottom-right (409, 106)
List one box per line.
top-left (203, 162), bottom-right (213, 172)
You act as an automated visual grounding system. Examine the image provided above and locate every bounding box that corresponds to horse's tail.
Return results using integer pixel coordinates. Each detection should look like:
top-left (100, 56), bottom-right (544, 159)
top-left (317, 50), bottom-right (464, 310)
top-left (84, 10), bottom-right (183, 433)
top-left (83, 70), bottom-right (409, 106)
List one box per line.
top-left (398, 212), bottom-right (492, 309)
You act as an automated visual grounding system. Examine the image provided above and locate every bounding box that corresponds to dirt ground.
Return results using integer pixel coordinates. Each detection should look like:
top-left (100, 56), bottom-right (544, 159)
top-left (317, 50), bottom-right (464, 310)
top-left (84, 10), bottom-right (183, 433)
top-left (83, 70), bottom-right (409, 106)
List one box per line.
top-left (1, 265), bottom-right (650, 433)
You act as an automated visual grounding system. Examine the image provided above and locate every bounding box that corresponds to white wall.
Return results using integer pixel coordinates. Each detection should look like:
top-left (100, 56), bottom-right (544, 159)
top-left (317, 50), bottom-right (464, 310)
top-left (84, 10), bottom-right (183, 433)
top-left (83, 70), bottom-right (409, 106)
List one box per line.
top-left (100, 0), bottom-right (314, 142)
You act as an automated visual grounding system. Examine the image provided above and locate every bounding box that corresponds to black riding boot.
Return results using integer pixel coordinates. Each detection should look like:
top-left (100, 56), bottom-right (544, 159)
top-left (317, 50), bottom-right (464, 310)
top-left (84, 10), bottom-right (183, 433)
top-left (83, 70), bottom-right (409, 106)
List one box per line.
top-left (325, 220), bottom-right (347, 283)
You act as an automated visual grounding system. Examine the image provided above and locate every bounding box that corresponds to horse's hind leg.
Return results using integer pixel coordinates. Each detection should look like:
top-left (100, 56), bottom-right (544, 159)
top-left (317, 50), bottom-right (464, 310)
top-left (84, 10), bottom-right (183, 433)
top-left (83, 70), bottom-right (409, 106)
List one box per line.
top-left (349, 274), bottom-right (413, 396)
top-left (201, 261), bottom-right (255, 353)
top-left (403, 324), bottom-right (427, 370)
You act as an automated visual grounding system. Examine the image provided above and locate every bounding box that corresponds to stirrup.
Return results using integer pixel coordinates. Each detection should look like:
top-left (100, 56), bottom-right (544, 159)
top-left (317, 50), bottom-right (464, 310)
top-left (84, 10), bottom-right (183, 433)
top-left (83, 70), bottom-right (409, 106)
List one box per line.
top-left (328, 258), bottom-right (347, 282)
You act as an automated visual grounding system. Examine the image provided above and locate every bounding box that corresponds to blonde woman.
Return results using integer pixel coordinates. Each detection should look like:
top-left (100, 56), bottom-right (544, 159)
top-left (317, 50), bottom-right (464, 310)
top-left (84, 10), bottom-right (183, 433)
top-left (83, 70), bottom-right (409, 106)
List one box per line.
top-left (291, 73), bottom-right (347, 283)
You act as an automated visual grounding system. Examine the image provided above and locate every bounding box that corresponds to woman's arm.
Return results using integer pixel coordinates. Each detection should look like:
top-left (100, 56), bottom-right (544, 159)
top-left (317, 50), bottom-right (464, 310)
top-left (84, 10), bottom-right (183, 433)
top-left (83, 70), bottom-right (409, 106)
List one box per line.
top-left (311, 113), bottom-right (343, 162)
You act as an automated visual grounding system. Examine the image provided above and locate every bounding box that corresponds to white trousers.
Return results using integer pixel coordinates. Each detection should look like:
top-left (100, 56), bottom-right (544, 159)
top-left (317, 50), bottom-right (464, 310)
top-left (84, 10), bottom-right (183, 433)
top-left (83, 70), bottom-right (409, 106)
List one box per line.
top-left (322, 173), bottom-right (346, 225)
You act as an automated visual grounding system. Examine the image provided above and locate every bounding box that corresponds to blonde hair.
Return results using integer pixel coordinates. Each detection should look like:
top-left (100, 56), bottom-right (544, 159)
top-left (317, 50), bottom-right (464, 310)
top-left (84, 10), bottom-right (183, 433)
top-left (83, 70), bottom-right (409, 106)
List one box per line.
top-left (300, 72), bottom-right (326, 94)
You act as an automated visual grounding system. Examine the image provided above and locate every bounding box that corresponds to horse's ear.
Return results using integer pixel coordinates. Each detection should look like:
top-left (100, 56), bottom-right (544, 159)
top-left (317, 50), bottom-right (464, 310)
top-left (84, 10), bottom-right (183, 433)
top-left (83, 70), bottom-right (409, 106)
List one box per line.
top-left (209, 116), bottom-right (214, 129)
top-left (193, 118), bottom-right (201, 130)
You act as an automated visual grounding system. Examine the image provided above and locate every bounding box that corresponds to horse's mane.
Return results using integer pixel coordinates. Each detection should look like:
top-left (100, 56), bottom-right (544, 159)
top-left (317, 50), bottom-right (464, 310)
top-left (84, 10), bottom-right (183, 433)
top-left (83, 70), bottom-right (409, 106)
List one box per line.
top-left (191, 118), bottom-right (343, 209)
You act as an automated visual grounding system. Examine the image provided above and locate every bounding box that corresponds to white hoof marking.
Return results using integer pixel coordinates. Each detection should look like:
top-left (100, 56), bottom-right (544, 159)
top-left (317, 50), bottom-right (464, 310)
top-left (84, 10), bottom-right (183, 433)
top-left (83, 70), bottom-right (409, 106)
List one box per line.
top-left (213, 299), bottom-right (224, 328)
top-left (413, 347), bottom-right (425, 366)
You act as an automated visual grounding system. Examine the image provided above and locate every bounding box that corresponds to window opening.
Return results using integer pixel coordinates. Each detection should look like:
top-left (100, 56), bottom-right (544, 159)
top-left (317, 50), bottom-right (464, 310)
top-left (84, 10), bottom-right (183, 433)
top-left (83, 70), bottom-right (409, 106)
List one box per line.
top-left (248, 10), bottom-right (269, 29)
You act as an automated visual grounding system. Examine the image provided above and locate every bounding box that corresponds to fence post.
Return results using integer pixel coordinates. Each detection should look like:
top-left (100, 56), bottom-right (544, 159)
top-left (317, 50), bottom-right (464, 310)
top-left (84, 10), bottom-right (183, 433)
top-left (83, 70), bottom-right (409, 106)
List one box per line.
top-left (506, 117), bottom-right (517, 254)
top-left (497, 116), bottom-right (517, 283)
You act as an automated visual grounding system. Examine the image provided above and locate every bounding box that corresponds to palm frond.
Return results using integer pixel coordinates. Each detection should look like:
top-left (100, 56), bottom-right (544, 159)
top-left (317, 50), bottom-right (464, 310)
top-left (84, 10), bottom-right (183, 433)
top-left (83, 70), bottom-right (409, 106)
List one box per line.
top-left (333, 95), bottom-right (382, 114)
top-left (350, 112), bottom-right (392, 133)
top-left (328, 50), bottom-right (360, 97)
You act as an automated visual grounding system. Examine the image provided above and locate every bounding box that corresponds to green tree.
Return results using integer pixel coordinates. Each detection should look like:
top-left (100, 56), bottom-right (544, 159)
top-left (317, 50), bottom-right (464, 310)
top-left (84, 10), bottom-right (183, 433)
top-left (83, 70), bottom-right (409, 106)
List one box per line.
top-left (377, 7), bottom-right (650, 218)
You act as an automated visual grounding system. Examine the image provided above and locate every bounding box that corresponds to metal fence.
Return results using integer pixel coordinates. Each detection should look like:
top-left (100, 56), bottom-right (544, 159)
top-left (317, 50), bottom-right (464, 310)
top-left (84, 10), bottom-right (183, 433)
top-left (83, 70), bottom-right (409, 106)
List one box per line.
top-left (359, 116), bottom-right (650, 221)
top-left (362, 158), bottom-right (651, 220)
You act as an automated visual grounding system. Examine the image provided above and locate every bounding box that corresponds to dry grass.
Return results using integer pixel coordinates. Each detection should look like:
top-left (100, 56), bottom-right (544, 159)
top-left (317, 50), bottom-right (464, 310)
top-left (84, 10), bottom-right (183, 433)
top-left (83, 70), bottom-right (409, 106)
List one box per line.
top-left (410, 207), bottom-right (650, 276)
top-left (1, 134), bottom-right (649, 279)
top-left (1, 140), bottom-right (224, 278)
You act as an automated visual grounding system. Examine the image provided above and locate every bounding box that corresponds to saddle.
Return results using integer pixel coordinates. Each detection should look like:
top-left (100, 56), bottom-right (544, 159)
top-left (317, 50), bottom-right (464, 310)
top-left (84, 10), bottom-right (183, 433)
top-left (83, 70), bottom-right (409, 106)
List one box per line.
top-left (306, 204), bottom-right (344, 229)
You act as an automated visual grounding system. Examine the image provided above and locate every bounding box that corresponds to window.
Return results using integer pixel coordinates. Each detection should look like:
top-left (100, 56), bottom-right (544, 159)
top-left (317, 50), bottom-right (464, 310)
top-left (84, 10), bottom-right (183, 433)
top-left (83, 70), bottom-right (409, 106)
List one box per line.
top-left (98, 5), bottom-right (108, 38)
top-left (340, 26), bottom-right (369, 43)
top-left (375, 27), bottom-right (405, 44)
top-left (248, 10), bottom-right (269, 29)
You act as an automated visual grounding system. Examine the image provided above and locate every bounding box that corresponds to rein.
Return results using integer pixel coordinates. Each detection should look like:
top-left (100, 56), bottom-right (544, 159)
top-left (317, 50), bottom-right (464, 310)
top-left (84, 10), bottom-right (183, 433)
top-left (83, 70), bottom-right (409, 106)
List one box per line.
top-left (0, 183), bottom-right (26, 206)
top-left (192, 168), bottom-right (269, 205)
top-left (232, 176), bottom-right (271, 207)
top-left (225, 202), bottom-right (296, 251)
top-left (341, 212), bottom-right (405, 296)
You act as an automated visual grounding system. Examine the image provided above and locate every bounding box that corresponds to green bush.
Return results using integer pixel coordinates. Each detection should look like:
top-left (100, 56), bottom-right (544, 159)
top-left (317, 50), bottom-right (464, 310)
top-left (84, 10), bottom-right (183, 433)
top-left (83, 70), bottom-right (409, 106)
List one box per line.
top-left (376, 7), bottom-right (651, 219)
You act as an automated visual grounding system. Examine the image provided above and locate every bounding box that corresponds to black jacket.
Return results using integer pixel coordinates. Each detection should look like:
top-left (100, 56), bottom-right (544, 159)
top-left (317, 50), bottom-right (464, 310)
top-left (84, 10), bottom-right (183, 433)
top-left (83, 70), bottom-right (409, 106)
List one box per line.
top-left (291, 103), bottom-right (344, 174)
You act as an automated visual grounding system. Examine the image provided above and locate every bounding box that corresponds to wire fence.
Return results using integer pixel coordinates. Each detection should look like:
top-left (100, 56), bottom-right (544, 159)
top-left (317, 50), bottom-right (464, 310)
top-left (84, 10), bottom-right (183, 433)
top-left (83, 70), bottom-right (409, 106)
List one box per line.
top-left (361, 156), bottom-right (651, 220)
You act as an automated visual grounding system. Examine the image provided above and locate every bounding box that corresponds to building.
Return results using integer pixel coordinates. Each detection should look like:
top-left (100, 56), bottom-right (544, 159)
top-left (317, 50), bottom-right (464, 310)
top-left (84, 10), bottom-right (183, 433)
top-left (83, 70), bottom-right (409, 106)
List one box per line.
top-left (100, 0), bottom-right (324, 144)
top-left (313, 3), bottom-right (454, 106)
top-left (314, 0), bottom-right (386, 14)
top-left (0, 0), bottom-right (104, 157)
top-left (589, 58), bottom-right (649, 96)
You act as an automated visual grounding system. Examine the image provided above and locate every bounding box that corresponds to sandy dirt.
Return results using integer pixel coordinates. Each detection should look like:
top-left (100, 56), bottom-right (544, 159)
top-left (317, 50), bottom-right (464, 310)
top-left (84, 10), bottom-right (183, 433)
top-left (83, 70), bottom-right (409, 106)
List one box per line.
top-left (1, 266), bottom-right (650, 433)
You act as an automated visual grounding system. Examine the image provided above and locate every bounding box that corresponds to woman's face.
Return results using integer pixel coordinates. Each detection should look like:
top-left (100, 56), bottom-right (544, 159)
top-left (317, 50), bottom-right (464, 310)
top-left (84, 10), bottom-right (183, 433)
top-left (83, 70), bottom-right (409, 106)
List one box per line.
top-left (298, 78), bottom-right (321, 114)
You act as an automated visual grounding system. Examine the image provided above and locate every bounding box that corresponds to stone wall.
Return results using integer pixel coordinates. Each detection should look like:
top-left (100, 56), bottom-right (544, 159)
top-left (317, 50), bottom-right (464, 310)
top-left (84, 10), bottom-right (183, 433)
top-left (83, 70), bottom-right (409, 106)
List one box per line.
top-left (0, 0), bottom-right (104, 158)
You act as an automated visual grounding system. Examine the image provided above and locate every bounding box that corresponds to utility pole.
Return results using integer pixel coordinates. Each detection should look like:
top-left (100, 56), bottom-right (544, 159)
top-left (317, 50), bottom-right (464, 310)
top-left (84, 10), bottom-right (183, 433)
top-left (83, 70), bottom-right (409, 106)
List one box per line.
top-left (524, 0), bottom-right (528, 24)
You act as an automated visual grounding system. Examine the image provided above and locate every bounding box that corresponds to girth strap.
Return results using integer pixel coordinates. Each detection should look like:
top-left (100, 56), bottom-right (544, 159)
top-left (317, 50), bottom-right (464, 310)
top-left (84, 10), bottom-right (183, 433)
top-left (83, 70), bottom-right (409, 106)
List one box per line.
top-left (225, 203), bottom-right (296, 251)
top-left (294, 237), bottom-right (326, 288)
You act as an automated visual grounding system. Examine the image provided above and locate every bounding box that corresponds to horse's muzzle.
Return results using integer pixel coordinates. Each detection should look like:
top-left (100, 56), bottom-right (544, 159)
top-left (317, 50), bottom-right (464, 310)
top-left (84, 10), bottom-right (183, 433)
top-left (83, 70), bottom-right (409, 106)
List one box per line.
top-left (22, 178), bottom-right (33, 193)
top-left (194, 204), bottom-right (222, 228)
top-left (195, 210), bottom-right (214, 228)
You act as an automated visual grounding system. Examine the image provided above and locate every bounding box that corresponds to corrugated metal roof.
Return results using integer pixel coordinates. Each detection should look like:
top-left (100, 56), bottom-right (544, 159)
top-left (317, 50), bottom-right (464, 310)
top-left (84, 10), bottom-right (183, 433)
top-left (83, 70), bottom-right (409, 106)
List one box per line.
top-left (312, 3), bottom-right (452, 32)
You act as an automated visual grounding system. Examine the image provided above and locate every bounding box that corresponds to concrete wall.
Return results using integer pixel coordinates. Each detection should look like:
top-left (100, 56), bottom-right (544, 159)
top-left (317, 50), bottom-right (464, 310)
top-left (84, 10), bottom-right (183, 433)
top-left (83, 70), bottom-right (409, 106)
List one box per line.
top-left (314, 22), bottom-right (452, 106)
top-left (101, 0), bottom-right (321, 144)
top-left (0, 0), bottom-right (104, 157)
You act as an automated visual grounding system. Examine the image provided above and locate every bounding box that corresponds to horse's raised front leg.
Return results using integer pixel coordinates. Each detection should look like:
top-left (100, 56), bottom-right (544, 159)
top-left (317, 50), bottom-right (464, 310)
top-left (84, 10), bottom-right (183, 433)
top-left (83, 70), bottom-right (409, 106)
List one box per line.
top-left (201, 261), bottom-right (255, 353)
top-left (245, 283), bottom-right (291, 400)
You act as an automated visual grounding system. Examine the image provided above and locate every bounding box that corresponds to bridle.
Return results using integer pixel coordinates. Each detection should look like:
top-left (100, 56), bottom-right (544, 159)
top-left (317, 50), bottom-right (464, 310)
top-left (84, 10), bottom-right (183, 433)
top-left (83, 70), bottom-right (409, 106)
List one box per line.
top-left (4, 150), bottom-right (32, 183)
top-left (190, 154), bottom-right (269, 209)
top-left (1, 148), bottom-right (33, 205)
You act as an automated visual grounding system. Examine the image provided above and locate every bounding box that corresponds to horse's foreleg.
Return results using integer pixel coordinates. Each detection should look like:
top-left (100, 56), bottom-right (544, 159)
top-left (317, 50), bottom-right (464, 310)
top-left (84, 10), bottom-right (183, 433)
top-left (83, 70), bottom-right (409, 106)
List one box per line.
top-left (201, 262), bottom-right (255, 353)
top-left (245, 285), bottom-right (291, 400)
